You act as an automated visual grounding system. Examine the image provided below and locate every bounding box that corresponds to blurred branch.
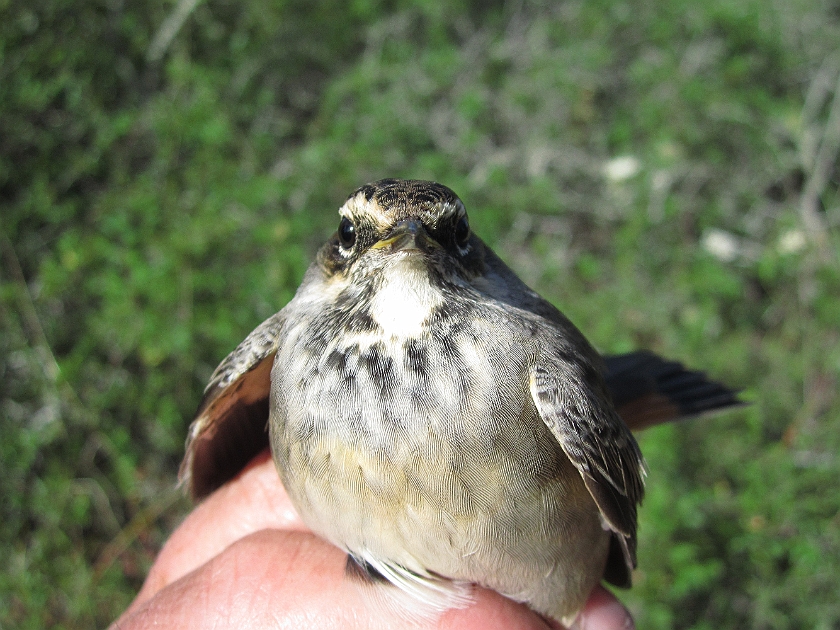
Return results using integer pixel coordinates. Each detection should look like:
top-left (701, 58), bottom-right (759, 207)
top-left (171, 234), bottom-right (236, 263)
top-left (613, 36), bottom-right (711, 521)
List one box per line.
top-left (800, 53), bottom-right (840, 249)
top-left (93, 486), bottom-right (183, 581)
top-left (0, 234), bottom-right (83, 414)
top-left (147, 0), bottom-right (203, 63)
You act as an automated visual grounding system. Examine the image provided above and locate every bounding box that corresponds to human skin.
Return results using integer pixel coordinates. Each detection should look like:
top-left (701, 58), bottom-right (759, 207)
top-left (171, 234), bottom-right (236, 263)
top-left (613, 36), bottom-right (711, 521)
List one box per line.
top-left (111, 449), bottom-right (634, 630)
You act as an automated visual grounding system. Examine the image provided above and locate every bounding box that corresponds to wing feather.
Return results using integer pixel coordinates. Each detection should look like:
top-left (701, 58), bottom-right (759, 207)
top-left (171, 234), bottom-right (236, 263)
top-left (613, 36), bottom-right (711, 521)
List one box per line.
top-left (530, 362), bottom-right (645, 584)
top-left (179, 311), bottom-right (285, 499)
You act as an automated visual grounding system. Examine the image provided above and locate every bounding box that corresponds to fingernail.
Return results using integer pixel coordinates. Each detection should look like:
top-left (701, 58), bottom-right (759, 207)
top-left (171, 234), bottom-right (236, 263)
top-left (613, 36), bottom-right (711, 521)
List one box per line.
top-left (570, 598), bottom-right (635, 630)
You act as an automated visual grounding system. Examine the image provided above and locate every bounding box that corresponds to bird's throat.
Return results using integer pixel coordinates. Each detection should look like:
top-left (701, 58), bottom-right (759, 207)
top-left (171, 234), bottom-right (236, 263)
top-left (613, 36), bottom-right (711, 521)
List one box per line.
top-left (368, 257), bottom-right (441, 339)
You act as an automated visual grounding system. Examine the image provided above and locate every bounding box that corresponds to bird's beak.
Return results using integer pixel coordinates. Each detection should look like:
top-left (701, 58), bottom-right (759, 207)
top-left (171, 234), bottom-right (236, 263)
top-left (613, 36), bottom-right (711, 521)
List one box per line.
top-left (371, 219), bottom-right (439, 253)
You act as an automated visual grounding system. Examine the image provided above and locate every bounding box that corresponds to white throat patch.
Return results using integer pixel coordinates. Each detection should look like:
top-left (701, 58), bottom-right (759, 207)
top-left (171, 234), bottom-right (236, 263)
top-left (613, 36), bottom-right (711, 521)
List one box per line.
top-left (369, 256), bottom-right (441, 338)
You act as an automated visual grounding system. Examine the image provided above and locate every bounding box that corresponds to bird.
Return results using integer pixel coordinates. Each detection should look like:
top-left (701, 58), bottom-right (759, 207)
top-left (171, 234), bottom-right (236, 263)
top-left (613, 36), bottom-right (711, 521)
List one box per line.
top-left (179, 179), bottom-right (741, 624)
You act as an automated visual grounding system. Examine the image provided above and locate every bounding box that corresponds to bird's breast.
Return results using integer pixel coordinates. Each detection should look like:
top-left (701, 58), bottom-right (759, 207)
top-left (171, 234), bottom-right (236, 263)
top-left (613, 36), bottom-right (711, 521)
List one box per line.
top-left (270, 297), bottom-right (564, 498)
top-left (274, 306), bottom-right (530, 457)
top-left (268, 303), bottom-right (607, 615)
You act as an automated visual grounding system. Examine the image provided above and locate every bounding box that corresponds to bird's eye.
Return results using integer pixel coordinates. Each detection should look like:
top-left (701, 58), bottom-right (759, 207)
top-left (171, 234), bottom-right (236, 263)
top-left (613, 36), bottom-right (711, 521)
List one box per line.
top-left (454, 215), bottom-right (470, 247)
top-left (338, 217), bottom-right (356, 249)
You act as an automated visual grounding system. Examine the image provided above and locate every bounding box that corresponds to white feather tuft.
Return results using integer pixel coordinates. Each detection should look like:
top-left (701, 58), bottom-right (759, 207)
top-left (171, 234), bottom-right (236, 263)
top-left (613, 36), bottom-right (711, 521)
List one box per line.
top-left (353, 551), bottom-right (474, 624)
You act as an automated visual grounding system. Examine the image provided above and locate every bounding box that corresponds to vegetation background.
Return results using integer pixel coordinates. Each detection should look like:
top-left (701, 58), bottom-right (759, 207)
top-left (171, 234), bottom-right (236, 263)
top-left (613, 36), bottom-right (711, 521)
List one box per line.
top-left (2, 0), bottom-right (839, 627)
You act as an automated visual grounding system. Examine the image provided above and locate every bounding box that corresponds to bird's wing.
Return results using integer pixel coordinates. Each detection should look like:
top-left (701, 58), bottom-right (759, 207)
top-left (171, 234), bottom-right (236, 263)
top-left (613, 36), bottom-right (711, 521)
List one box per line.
top-left (529, 357), bottom-right (645, 586)
top-left (179, 310), bottom-right (285, 499)
top-left (481, 245), bottom-right (645, 566)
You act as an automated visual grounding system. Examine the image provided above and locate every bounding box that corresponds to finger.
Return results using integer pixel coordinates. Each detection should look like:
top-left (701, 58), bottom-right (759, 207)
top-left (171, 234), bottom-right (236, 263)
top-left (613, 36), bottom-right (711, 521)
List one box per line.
top-left (129, 449), bottom-right (301, 610)
top-left (440, 588), bottom-right (555, 630)
top-left (114, 530), bottom-right (553, 630)
top-left (569, 585), bottom-right (634, 630)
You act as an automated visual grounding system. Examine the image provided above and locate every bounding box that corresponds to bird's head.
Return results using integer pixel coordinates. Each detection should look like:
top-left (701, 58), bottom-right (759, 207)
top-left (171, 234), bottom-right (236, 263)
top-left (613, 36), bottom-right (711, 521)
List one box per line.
top-left (316, 179), bottom-right (486, 287)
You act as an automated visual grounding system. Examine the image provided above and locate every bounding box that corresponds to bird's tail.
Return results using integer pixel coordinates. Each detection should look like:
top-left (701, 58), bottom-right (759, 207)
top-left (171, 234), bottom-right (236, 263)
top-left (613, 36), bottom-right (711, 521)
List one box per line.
top-left (603, 351), bottom-right (744, 431)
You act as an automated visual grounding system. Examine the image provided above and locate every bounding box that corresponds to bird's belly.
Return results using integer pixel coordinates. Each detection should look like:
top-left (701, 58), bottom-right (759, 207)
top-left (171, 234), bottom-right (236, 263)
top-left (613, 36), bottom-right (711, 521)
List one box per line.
top-left (270, 329), bottom-right (609, 616)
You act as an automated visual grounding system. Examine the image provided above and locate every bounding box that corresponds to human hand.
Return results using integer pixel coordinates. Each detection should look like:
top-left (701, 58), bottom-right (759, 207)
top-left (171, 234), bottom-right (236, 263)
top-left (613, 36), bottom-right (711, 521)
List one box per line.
top-left (111, 449), bottom-right (634, 629)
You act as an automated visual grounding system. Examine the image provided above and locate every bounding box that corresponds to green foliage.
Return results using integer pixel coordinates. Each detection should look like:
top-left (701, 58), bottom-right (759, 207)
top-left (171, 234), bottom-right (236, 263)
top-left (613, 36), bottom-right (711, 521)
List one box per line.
top-left (2, 0), bottom-right (839, 627)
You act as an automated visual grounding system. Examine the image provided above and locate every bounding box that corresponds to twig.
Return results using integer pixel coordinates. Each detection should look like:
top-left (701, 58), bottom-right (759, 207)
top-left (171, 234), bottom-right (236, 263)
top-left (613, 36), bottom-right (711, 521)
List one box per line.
top-left (147, 0), bottom-right (203, 63)
top-left (0, 233), bottom-right (84, 412)
top-left (800, 57), bottom-right (840, 246)
top-left (93, 486), bottom-right (184, 580)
